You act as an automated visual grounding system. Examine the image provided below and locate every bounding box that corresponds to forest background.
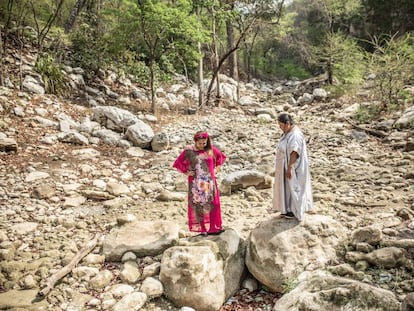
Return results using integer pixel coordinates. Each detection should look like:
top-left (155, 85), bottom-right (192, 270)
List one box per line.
top-left (0, 0), bottom-right (413, 120)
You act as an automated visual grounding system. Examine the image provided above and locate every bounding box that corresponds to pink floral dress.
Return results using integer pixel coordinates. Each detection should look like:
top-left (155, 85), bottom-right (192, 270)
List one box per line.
top-left (173, 146), bottom-right (226, 233)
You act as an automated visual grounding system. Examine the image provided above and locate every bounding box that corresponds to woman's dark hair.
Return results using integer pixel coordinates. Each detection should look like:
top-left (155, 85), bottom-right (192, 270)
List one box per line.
top-left (277, 113), bottom-right (294, 125)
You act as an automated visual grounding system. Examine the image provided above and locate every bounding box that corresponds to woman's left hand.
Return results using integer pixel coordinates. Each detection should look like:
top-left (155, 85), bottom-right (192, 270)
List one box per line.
top-left (214, 166), bottom-right (221, 175)
top-left (286, 165), bottom-right (293, 179)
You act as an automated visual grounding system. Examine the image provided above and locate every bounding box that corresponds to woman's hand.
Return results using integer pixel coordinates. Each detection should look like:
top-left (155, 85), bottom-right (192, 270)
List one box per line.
top-left (214, 166), bottom-right (221, 175)
top-left (286, 165), bottom-right (293, 179)
top-left (186, 170), bottom-right (195, 177)
top-left (287, 151), bottom-right (298, 179)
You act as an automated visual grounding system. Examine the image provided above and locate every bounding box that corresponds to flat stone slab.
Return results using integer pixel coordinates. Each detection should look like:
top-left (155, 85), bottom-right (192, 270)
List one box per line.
top-left (0, 289), bottom-right (48, 310)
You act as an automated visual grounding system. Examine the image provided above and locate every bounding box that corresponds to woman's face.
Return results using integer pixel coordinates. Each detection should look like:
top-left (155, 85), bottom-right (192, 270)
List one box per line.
top-left (278, 121), bottom-right (288, 132)
top-left (195, 138), bottom-right (207, 150)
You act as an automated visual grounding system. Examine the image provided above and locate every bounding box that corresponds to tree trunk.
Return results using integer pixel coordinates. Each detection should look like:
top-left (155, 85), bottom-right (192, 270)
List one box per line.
top-left (205, 45), bottom-right (239, 106)
top-left (149, 56), bottom-right (156, 113)
top-left (247, 51), bottom-right (252, 82)
top-left (226, 21), bottom-right (237, 79)
top-left (244, 29), bottom-right (258, 83)
top-left (204, 19), bottom-right (255, 106)
top-left (197, 41), bottom-right (204, 107)
top-left (64, 0), bottom-right (87, 33)
top-left (212, 14), bottom-right (220, 101)
top-left (226, 21), bottom-right (239, 102)
top-left (196, 5), bottom-right (204, 107)
top-left (327, 60), bottom-right (333, 84)
top-left (30, 0), bottom-right (64, 52)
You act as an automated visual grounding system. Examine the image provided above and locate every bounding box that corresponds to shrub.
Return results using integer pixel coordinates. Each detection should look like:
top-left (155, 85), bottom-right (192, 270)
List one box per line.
top-left (69, 22), bottom-right (111, 75)
top-left (34, 54), bottom-right (67, 95)
top-left (365, 33), bottom-right (414, 112)
top-left (281, 61), bottom-right (311, 80)
top-left (352, 103), bottom-right (382, 123)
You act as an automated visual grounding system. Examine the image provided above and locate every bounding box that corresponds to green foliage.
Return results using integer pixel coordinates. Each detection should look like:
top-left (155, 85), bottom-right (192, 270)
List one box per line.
top-left (1, 0), bottom-right (413, 97)
top-left (119, 53), bottom-right (151, 85)
top-left (34, 53), bottom-right (67, 95)
top-left (322, 0), bottom-right (361, 17)
top-left (69, 22), bottom-right (111, 75)
top-left (113, 0), bottom-right (205, 72)
top-left (282, 277), bottom-right (298, 294)
top-left (312, 31), bottom-right (365, 90)
top-left (0, 0), bottom-right (30, 28)
top-left (352, 102), bottom-right (382, 123)
top-left (324, 84), bottom-right (347, 99)
top-left (247, 49), bottom-right (311, 80)
top-left (365, 33), bottom-right (414, 112)
top-left (281, 0), bottom-right (365, 86)
top-left (280, 61), bottom-right (310, 79)
top-left (245, 12), bottom-right (311, 80)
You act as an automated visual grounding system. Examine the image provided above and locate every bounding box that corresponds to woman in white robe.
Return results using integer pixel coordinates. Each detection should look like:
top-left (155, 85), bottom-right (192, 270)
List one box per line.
top-left (272, 113), bottom-right (313, 221)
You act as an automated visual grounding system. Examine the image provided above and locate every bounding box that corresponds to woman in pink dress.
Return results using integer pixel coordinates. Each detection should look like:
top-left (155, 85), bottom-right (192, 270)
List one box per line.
top-left (173, 131), bottom-right (226, 236)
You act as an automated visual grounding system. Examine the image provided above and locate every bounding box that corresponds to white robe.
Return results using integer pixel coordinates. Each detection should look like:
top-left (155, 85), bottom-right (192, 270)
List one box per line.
top-left (272, 127), bottom-right (313, 221)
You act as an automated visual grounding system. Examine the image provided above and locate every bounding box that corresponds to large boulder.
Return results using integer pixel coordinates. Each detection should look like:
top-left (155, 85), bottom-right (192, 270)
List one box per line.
top-left (394, 105), bottom-right (414, 129)
top-left (92, 106), bottom-right (139, 132)
top-left (0, 290), bottom-right (48, 310)
top-left (151, 131), bottom-right (170, 152)
top-left (125, 121), bottom-right (154, 149)
top-left (159, 229), bottom-right (245, 311)
top-left (246, 214), bottom-right (347, 292)
top-left (221, 170), bottom-right (273, 195)
top-left (350, 225), bottom-right (382, 245)
top-left (22, 75), bottom-right (45, 94)
top-left (345, 246), bottom-right (411, 269)
top-left (273, 271), bottom-right (401, 311)
top-left (102, 220), bottom-right (180, 261)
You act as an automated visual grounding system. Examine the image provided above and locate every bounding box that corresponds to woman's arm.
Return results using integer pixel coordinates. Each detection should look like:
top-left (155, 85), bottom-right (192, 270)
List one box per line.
top-left (212, 146), bottom-right (226, 175)
top-left (213, 146), bottom-right (226, 166)
top-left (173, 149), bottom-right (190, 174)
top-left (286, 151), bottom-right (298, 179)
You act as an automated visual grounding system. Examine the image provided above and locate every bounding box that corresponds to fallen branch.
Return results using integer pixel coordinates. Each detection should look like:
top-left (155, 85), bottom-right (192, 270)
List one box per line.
top-left (345, 118), bottom-right (387, 138)
top-left (36, 233), bottom-right (102, 300)
top-left (339, 200), bottom-right (386, 208)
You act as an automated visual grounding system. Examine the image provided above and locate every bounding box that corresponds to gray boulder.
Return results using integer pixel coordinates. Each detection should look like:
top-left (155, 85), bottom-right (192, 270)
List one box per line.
top-left (103, 220), bottom-right (180, 261)
top-left (160, 229), bottom-right (245, 311)
top-left (246, 214), bottom-right (347, 293)
top-left (125, 121), bottom-right (154, 149)
top-left (221, 170), bottom-right (273, 195)
top-left (273, 271), bottom-right (401, 311)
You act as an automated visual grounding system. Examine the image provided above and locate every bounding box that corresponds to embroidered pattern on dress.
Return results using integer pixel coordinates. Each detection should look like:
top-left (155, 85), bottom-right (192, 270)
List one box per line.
top-left (185, 149), bottom-right (216, 219)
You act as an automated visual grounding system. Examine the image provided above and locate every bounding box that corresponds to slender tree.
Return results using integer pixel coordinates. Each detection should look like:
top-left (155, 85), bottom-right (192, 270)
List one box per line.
top-left (113, 0), bottom-right (205, 112)
top-left (196, 2), bottom-right (204, 107)
top-left (203, 0), bottom-right (285, 106)
top-left (30, 0), bottom-right (65, 52)
top-left (288, 0), bottom-right (363, 85)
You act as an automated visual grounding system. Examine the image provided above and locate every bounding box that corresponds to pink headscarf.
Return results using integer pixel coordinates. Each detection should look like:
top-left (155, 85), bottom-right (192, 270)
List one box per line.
top-left (194, 132), bottom-right (209, 140)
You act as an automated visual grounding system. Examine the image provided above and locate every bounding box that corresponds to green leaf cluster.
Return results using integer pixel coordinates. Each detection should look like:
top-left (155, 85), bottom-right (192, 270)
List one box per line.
top-left (34, 53), bottom-right (67, 95)
top-left (313, 31), bottom-right (365, 87)
top-left (365, 33), bottom-right (414, 111)
top-left (107, 0), bottom-right (206, 79)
